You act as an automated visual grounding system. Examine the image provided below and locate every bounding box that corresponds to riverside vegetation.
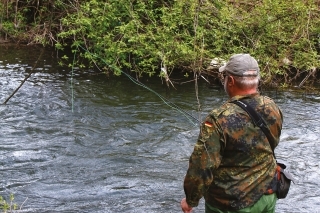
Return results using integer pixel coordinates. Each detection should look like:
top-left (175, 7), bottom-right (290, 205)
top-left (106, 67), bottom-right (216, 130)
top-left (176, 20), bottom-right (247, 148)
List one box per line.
top-left (0, 0), bottom-right (319, 88)
top-left (0, 194), bottom-right (18, 213)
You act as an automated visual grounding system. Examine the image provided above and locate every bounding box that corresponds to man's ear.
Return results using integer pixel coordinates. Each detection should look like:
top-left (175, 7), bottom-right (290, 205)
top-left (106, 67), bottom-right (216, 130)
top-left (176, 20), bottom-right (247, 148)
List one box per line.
top-left (228, 76), bottom-right (235, 86)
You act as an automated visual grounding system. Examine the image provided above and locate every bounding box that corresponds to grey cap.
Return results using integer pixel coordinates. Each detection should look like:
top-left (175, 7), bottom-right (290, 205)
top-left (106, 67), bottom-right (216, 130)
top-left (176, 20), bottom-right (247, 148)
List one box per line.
top-left (219, 54), bottom-right (260, 76)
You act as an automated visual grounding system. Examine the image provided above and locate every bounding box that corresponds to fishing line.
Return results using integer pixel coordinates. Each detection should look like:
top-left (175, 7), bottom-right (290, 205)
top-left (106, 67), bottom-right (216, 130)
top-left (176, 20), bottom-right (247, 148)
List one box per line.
top-left (77, 45), bottom-right (200, 126)
top-left (70, 50), bottom-right (76, 113)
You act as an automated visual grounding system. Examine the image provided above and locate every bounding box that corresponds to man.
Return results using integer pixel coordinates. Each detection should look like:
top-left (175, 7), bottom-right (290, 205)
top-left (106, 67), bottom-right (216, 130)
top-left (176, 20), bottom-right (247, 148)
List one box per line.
top-left (181, 54), bottom-right (283, 213)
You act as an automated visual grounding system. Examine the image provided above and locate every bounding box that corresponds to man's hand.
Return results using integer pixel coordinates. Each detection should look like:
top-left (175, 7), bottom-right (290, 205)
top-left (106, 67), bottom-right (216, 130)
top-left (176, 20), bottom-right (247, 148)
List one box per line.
top-left (181, 198), bottom-right (193, 213)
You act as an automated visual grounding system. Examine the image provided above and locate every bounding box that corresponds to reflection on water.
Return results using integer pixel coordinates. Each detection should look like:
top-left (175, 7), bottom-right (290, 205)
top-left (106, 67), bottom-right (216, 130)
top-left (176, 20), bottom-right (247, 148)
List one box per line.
top-left (0, 46), bottom-right (320, 212)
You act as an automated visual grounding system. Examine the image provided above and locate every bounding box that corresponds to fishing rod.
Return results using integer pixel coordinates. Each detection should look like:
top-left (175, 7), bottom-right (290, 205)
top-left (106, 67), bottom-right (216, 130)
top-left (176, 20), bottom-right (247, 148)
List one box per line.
top-left (2, 48), bottom-right (45, 105)
top-left (77, 45), bottom-right (201, 126)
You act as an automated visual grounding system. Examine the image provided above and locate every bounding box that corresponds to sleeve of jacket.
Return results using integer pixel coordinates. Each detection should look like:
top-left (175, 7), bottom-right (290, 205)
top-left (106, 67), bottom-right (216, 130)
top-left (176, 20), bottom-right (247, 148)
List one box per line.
top-left (183, 115), bottom-right (224, 207)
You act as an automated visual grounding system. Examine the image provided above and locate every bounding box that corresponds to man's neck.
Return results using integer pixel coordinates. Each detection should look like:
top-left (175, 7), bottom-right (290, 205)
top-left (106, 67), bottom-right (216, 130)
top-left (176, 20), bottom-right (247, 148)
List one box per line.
top-left (228, 89), bottom-right (258, 98)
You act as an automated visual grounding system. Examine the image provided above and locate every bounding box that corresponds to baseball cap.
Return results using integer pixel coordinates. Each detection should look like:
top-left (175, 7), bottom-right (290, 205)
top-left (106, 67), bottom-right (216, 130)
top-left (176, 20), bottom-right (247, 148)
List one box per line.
top-left (218, 54), bottom-right (260, 76)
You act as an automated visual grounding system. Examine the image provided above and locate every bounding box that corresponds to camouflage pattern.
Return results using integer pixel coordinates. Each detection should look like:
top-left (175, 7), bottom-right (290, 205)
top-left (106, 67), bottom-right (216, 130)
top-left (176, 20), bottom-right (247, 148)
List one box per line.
top-left (183, 93), bottom-right (283, 210)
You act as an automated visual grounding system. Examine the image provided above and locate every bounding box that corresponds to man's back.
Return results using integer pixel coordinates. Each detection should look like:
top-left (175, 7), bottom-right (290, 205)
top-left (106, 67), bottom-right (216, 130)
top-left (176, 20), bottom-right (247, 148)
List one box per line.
top-left (203, 94), bottom-right (283, 210)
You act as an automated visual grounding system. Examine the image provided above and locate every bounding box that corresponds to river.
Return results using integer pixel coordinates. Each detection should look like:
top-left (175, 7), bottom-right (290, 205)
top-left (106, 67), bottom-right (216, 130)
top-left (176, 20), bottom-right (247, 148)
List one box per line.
top-left (1, 45), bottom-right (320, 213)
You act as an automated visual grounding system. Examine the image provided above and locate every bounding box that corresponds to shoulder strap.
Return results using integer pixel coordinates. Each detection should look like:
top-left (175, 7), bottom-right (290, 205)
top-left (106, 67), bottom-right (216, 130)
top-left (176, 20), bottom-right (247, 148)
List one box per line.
top-left (231, 99), bottom-right (276, 159)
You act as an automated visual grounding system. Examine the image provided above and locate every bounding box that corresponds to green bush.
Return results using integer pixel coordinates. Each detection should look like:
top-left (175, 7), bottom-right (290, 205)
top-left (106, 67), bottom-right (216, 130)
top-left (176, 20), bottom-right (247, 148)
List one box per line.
top-left (0, 194), bottom-right (18, 213)
top-left (56, 0), bottom-right (320, 86)
top-left (1, 0), bottom-right (319, 87)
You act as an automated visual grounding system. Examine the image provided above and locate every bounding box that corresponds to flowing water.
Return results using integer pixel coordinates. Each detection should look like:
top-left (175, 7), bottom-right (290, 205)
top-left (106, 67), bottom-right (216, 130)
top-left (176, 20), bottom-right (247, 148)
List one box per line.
top-left (1, 45), bottom-right (320, 213)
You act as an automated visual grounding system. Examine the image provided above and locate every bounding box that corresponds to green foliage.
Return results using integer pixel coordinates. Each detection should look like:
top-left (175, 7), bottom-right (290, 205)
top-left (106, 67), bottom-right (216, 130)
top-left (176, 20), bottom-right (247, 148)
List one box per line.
top-left (0, 0), bottom-right (75, 45)
top-left (221, 0), bottom-right (320, 84)
top-left (1, 0), bottom-right (320, 86)
top-left (0, 194), bottom-right (18, 213)
top-left (55, 0), bottom-right (320, 86)
top-left (56, 0), bottom-right (221, 76)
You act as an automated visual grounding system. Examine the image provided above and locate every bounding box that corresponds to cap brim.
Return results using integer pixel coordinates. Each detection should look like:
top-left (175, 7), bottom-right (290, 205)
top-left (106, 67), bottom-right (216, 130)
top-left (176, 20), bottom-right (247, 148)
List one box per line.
top-left (219, 65), bottom-right (226, 73)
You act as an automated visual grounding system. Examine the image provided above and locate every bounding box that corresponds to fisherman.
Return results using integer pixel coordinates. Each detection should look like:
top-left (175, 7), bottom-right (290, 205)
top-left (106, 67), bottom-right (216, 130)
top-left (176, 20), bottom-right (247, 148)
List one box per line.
top-left (181, 54), bottom-right (283, 213)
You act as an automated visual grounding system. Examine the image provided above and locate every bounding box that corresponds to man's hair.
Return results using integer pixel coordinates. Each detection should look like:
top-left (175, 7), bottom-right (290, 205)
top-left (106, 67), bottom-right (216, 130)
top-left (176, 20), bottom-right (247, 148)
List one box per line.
top-left (232, 75), bottom-right (260, 90)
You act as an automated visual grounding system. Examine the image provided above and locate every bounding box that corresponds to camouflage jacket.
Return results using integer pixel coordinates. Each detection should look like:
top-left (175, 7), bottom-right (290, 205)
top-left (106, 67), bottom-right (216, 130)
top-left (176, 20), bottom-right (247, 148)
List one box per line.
top-left (183, 93), bottom-right (283, 210)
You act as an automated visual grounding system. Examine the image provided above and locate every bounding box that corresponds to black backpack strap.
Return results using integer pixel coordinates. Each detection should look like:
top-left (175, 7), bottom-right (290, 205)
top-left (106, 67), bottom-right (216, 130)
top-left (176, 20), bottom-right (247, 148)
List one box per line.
top-left (231, 99), bottom-right (276, 159)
